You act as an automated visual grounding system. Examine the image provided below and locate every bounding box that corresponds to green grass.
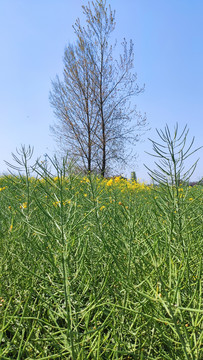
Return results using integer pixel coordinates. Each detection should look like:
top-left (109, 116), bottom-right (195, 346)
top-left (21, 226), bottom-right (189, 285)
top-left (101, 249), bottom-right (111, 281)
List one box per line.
top-left (0, 171), bottom-right (202, 359)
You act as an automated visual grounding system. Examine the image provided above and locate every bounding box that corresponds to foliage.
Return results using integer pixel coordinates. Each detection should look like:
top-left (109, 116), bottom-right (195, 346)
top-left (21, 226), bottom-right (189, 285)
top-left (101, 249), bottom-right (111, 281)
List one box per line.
top-left (0, 125), bottom-right (202, 359)
top-left (0, 174), bottom-right (202, 358)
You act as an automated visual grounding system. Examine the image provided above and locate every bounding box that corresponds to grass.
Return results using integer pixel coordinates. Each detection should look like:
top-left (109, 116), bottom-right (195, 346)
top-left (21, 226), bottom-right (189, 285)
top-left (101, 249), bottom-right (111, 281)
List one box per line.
top-left (0, 169), bottom-right (202, 359)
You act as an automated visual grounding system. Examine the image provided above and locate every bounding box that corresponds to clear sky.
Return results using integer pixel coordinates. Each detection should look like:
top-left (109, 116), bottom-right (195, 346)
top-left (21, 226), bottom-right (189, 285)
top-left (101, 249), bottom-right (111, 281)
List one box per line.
top-left (0, 0), bottom-right (203, 181)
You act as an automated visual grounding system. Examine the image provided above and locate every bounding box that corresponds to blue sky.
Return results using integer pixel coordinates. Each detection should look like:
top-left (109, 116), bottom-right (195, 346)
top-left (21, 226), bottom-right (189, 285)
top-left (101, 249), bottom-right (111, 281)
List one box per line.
top-left (0, 0), bottom-right (203, 181)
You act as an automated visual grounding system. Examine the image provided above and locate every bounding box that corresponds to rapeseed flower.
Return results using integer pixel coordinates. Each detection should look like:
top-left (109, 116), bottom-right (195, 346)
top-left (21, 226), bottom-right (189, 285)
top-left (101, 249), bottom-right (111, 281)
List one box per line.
top-left (20, 202), bottom-right (27, 209)
top-left (106, 179), bottom-right (113, 186)
top-left (53, 201), bottom-right (60, 207)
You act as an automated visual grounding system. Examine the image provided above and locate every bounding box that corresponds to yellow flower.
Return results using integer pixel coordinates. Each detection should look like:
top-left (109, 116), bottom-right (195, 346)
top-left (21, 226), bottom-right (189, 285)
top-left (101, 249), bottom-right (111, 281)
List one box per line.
top-left (114, 176), bottom-right (121, 183)
top-left (20, 202), bottom-right (27, 209)
top-left (0, 297), bottom-right (5, 306)
top-left (106, 179), bottom-right (113, 186)
top-left (83, 177), bottom-right (90, 183)
top-left (0, 187), bottom-right (6, 191)
top-left (53, 201), bottom-right (60, 207)
top-left (9, 224), bottom-right (13, 232)
top-left (84, 193), bottom-right (88, 197)
top-left (100, 205), bottom-right (105, 211)
top-left (189, 198), bottom-right (193, 201)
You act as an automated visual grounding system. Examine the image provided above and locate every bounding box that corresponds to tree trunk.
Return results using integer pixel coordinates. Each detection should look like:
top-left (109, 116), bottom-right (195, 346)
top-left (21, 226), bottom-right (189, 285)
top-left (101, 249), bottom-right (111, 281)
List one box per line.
top-left (100, 113), bottom-right (106, 177)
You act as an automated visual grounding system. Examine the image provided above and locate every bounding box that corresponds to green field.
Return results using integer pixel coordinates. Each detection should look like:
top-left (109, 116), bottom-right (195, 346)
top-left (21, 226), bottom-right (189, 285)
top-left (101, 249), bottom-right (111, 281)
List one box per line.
top-left (0, 170), bottom-right (202, 359)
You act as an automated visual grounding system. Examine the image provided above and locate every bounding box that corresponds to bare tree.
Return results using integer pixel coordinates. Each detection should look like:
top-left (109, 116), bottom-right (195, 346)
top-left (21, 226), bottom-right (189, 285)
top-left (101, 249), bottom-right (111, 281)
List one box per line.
top-left (50, 0), bottom-right (147, 176)
top-left (50, 41), bottom-right (99, 172)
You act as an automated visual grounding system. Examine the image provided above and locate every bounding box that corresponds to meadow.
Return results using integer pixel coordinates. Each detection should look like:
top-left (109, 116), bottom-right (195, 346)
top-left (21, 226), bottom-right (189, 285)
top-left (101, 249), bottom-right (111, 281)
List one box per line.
top-left (0, 159), bottom-right (202, 359)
